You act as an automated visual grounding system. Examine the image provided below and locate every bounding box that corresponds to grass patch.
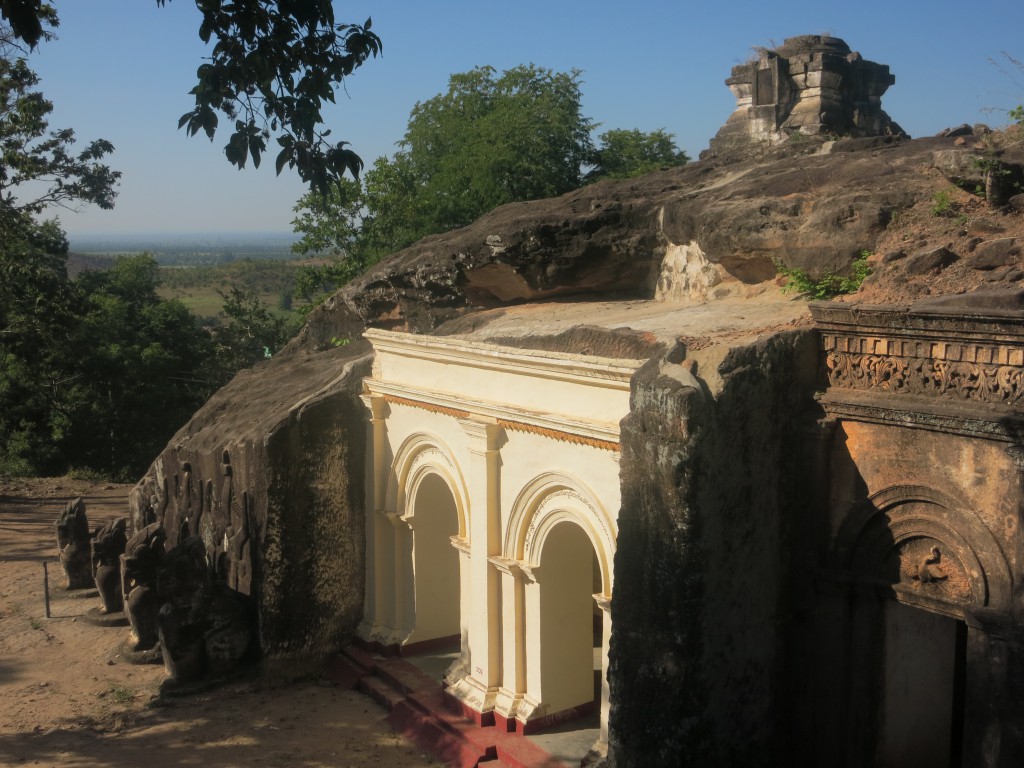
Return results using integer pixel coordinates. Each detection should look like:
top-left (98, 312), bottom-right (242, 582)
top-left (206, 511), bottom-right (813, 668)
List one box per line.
top-left (98, 684), bottom-right (136, 705)
top-left (776, 251), bottom-right (872, 300)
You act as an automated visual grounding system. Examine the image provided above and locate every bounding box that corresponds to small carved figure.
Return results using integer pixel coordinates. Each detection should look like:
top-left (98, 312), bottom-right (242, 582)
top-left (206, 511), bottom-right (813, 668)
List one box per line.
top-left (157, 534), bottom-right (255, 684)
top-left (55, 497), bottom-right (93, 589)
top-left (221, 494), bottom-right (253, 595)
top-left (91, 517), bottom-right (128, 614)
top-left (913, 546), bottom-right (948, 584)
top-left (157, 535), bottom-right (210, 683)
top-left (202, 580), bottom-right (255, 678)
top-left (122, 522), bottom-right (166, 652)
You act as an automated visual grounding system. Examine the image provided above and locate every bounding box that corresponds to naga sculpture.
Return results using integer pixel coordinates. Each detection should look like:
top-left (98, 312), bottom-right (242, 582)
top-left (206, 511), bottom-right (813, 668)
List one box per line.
top-left (55, 497), bottom-right (93, 589)
top-left (91, 517), bottom-right (128, 614)
top-left (157, 534), bottom-right (254, 684)
top-left (122, 522), bottom-right (166, 653)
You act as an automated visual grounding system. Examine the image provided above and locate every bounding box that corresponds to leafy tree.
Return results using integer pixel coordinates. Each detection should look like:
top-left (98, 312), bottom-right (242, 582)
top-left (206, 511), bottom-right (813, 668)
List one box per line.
top-left (67, 255), bottom-right (217, 478)
top-left (586, 128), bottom-right (689, 181)
top-left (208, 286), bottom-right (295, 378)
top-left (0, 0), bottom-right (382, 192)
top-left (0, 55), bottom-right (120, 217)
top-left (0, 215), bottom-right (78, 474)
top-left (392, 64), bottom-right (594, 241)
top-left (290, 176), bottom-right (370, 304)
top-left (0, 30), bottom-right (125, 474)
top-left (0, 31), bottom-right (297, 478)
top-left (290, 64), bottom-right (597, 277)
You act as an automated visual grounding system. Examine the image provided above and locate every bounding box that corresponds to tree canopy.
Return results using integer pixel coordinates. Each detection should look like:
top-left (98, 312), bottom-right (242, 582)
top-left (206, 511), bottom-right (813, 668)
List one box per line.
top-left (0, 18), bottom-right (297, 478)
top-left (291, 65), bottom-right (690, 299)
top-left (0, 0), bottom-right (382, 192)
top-left (393, 64), bottom-right (594, 235)
top-left (587, 128), bottom-right (689, 181)
top-left (289, 64), bottom-right (599, 302)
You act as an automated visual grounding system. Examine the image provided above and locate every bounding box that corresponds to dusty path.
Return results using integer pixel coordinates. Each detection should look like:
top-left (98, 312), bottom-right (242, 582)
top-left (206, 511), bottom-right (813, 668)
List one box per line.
top-left (0, 477), bottom-right (440, 768)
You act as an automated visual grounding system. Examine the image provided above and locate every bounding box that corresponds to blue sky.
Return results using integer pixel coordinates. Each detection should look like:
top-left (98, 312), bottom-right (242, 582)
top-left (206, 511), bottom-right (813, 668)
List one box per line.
top-left (25, 0), bottom-right (1024, 240)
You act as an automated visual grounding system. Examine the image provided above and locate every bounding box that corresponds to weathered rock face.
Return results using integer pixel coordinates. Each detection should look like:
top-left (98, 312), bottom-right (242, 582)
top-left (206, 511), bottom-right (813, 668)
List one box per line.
top-left (132, 345), bottom-right (372, 676)
top-left (609, 331), bottom-right (819, 766)
top-left (296, 131), bottom-right (1024, 357)
top-left (706, 35), bottom-right (905, 158)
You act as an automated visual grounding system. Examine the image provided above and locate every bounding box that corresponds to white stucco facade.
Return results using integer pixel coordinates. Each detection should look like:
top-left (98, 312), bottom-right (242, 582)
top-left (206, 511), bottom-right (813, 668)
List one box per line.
top-left (359, 329), bottom-right (643, 745)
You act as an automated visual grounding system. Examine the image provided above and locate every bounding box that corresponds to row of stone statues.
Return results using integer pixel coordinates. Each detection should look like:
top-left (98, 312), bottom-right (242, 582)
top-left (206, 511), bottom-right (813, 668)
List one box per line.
top-left (54, 456), bottom-right (256, 688)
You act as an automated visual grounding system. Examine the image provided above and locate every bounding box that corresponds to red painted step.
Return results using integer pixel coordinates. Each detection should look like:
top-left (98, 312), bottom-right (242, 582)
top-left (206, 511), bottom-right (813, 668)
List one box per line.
top-left (325, 646), bottom-right (573, 768)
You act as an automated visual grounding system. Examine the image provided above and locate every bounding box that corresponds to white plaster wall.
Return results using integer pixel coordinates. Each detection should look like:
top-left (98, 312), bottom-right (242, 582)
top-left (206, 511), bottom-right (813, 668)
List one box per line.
top-left (364, 331), bottom-right (633, 734)
top-left (368, 331), bottom-right (635, 435)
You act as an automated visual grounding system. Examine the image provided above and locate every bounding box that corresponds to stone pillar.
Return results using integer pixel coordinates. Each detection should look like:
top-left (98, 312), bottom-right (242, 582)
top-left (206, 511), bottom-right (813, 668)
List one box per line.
top-left (491, 556), bottom-right (526, 730)
top-left (450, 417), bottom-right (503, 718)
top-left (519, 563), bottom-right (543, 723)
top-left (359, 394), bottom-right (397, 643)
top-left (593, 593), bottom-right (612, 752)
top-left (1004, 445), bottom-right (1024, 620)
top-left (810, 575), bottom-right (855, 767)
top-left (453, 535), bottom-right (472, 672)
top-left (390, 512), bottom-right (414, 640)
top-left (961, 608), bottom-right (1024, 768)
top-left (843, 584), bottom-right (886, 768)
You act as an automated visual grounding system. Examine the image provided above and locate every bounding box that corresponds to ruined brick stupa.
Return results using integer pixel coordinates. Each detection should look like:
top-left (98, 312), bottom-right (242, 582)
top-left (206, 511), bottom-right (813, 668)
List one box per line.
top-left (704, 34), bottom-right (906, 157)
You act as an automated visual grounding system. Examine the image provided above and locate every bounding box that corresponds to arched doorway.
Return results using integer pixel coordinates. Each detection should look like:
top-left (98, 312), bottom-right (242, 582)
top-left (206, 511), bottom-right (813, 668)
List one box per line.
top-left (407, 472), bottom-right (461, 647)
top-left (527, 520), bottom-right (603, 725)
top-left (821, 485), bottom-right (1013, 768)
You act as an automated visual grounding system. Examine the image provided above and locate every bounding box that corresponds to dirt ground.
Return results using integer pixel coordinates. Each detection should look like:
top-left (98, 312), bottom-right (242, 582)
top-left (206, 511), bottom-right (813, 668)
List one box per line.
top-left (0, 476), bottom-right (440, 768)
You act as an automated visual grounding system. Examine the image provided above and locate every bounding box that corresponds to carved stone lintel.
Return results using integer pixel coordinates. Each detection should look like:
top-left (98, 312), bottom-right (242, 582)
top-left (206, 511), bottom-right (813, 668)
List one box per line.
top-left (827, 350), bottom-right (1024, 405)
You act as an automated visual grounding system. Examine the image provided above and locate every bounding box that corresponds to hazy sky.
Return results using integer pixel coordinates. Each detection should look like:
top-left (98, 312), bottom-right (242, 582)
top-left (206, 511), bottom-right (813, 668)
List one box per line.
top-left (24, 1), bottom-right (1024, 240)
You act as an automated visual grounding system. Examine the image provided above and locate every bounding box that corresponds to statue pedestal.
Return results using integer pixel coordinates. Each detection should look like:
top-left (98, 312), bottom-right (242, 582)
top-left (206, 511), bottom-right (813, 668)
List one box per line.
top-left (117, 639), bottom-right (163, 665)
top-left (83, 606), bottom-right (128, 627)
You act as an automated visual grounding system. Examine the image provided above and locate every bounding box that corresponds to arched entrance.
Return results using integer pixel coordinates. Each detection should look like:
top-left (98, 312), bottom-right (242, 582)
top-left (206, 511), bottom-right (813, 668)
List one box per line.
top-left (504, 474), bottom-right (616, 742)
top-left (534, 521), bottom-right (602, 721)
top-left (407, 472), bottom-right (461, 646)
top-left (821, 484), bottom-right (1013, 768)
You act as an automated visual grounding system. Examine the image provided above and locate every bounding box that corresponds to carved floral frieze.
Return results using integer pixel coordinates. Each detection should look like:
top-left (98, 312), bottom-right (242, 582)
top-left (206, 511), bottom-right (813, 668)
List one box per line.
top-left (821, 331), bottom-right (1024, 407)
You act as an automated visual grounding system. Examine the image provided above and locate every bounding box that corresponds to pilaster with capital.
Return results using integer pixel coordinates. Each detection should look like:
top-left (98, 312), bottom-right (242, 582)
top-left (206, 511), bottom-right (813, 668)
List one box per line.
top-left (457, 417), bottom-right (505, 709)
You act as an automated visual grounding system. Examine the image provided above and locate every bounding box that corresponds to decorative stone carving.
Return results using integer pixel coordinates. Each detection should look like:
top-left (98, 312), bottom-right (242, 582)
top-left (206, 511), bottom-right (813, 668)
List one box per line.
top-left (221, 493), bottom-right (253, 596)
top-left (91, 517), bottom-right (127, 614)
top-left (813, 304), bottom-right (1024, 415)
top-left (157, 535), bottom-right (209, 682)
top-left (825, 349), bottom-right (1024, 405)
top-left (157, 535), bottom-right (254, 685)
top-left (895, 537), bottom-right (971, 604)
top-left (122, 522), bottom-right (166, 653)
top-left (55, 497), bottom-right (93, 590)
top-left (911, 545), bottom-right (948, 584)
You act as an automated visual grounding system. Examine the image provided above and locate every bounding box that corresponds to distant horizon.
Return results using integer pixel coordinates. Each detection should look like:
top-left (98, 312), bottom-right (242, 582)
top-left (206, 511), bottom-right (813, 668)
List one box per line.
top-left (29, 1), bottom-right (1024, 237)
top-left (68, 230), bottom-right (299, 248)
